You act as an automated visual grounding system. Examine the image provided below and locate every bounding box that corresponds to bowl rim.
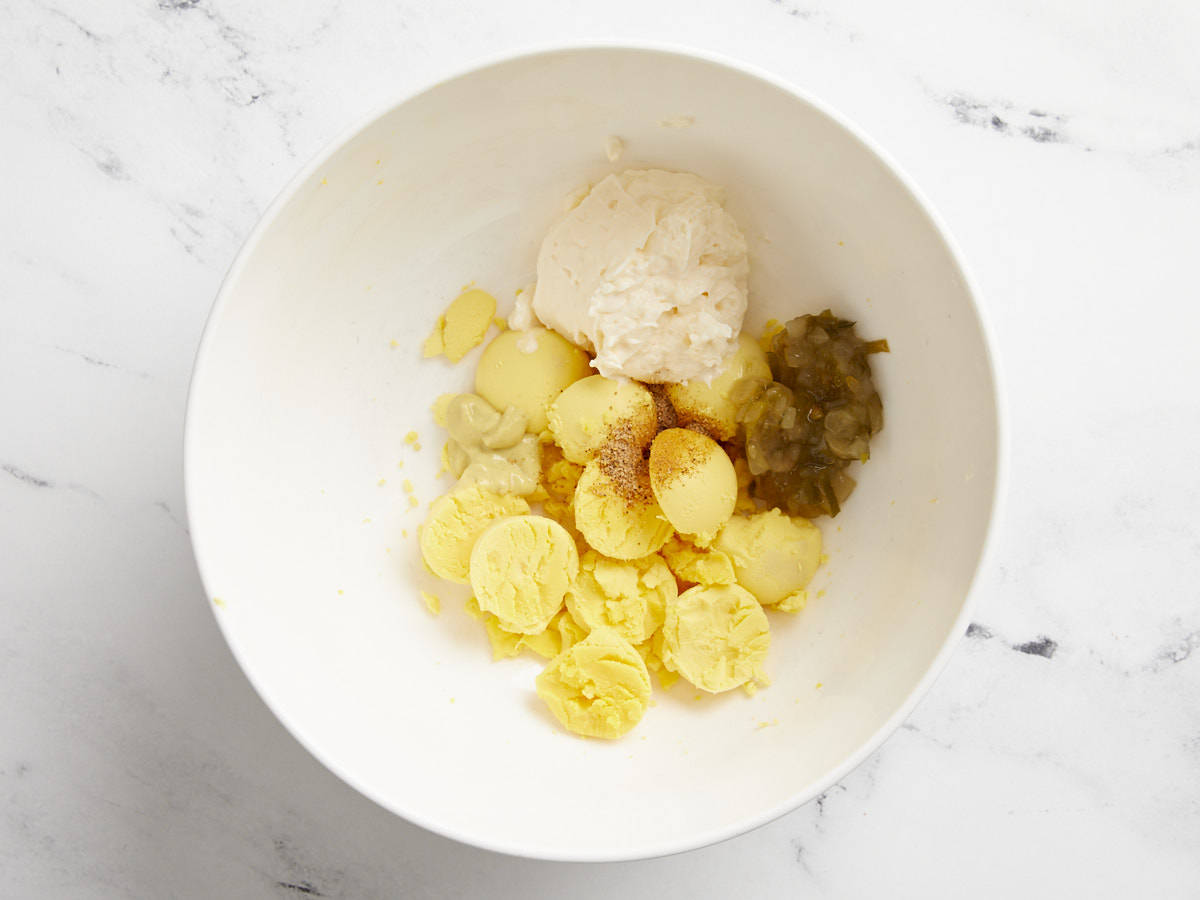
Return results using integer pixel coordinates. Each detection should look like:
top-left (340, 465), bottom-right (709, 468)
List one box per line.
top-left (184, 40), bottom-right (1008, 863)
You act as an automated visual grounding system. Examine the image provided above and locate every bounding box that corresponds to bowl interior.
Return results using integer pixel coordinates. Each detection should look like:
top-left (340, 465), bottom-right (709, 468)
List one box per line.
top-left (186, 47), bottom-right (999, 860)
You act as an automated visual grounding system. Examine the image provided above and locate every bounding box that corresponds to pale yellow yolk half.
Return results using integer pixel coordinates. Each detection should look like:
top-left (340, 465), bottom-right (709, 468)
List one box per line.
top-left (660, 583), bottom-right (770, 693)
top-left (469, 515), bottom-right (578, 634)
top-left (713, 509), bottom-right (822, 610)
top-left (536, 627), bottom-right (651, 739)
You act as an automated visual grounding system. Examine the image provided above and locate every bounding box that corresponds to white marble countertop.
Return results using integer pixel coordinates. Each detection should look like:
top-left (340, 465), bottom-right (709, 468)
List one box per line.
top-left (3, 0), bottom-right (1199, 896)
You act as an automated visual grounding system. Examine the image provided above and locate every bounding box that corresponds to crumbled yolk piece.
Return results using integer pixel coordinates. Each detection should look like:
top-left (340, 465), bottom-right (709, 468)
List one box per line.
top-left (423, 289), bottom-right (497, 363)
top-left (566, 550), bottom-right (674, 645)
top-left (661, 536), bottom-right (736, 586)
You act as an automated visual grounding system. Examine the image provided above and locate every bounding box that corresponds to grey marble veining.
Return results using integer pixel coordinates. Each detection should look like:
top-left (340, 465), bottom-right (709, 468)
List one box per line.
top-left (2, 0), bottom-right (1199, 896)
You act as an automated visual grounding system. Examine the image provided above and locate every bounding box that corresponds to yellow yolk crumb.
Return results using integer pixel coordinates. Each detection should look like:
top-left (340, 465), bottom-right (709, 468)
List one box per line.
top-left (482, 613), bottom-right (523, 659)
top-left (405, 431), bottom-right (419, 445)
top-left (513, 609), bottom-right (587, 661)
top-left (470, 599), bottom-right (586, 661)
top-left (516, 623), bottom-right (561, 660)
top-left (566, 550), bottom-right (675, 645)
top-left (543, 457), bottom-right (583, 500)
top-left (542, 497), bottom-right (584, 546)
top-left (660, 536), bottom-right (736, 586)
top-left (536, 444), bottom-right (584, 543)
top-left (420, 591), bottom-right (441, 615)
top-left (775, 591), bottom-right (808, 613)
top-left (423, 288), bottom-right (497, 362)
top-left (636, 634), bottom-right (680, 689)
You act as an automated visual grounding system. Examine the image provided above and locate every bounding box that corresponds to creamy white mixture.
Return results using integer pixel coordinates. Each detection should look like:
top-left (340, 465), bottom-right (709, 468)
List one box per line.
top-left (531, 170), bottom-right (748, 384)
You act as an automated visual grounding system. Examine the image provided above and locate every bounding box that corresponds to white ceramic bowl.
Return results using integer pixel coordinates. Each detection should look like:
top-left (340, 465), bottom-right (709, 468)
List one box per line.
top-left (185, 45), bottom-right (1002, 861)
